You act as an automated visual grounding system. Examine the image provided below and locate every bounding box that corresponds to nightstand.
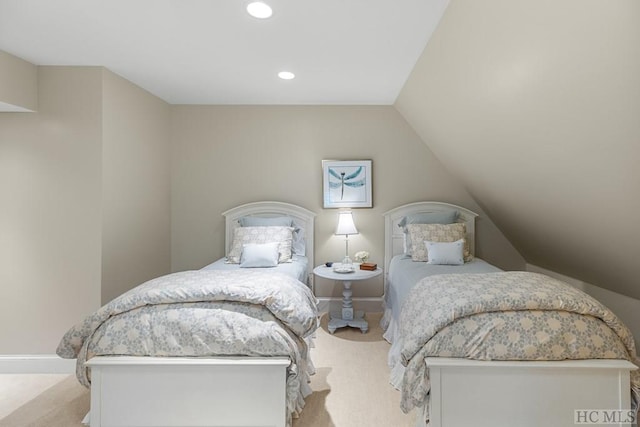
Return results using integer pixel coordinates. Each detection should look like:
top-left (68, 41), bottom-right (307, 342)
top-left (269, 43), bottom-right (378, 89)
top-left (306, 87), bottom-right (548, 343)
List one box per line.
top-left (313, 264), bottom-right (383, 333)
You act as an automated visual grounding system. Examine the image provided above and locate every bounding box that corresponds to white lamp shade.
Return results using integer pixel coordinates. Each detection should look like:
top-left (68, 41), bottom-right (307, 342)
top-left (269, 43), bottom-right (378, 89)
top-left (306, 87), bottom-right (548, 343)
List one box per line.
top-left (335, 211), bottom-right (358, 235)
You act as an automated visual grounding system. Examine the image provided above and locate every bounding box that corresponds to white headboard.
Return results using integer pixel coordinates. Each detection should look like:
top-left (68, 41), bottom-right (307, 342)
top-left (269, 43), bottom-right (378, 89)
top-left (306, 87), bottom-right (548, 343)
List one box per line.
top-left (383, 201), bottom-right (479, 274)
top-left (222, 201), bottom-right (316, 280)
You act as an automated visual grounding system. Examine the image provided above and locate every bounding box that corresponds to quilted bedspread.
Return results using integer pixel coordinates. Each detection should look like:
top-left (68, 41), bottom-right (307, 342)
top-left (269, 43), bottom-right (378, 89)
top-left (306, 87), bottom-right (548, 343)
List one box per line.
top-left (397, 271), bottom-right (640, 414)
top-left (57, 269), bottom-right (319, 422)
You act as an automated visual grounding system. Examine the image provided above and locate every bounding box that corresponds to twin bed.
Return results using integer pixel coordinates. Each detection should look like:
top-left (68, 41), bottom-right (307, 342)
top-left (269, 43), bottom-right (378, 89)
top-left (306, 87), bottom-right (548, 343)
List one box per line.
top-left (382, 201), bottom-right (639, 427)
top-left (57, 201), bottom-right (318, 427)
top-left (57, 199), bottom-right (640, 427)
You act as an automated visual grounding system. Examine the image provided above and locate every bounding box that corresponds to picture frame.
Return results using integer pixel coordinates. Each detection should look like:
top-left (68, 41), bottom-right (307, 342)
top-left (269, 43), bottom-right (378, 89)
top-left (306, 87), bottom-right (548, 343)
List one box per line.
top-left (322, 160), bottom-right (372, 208)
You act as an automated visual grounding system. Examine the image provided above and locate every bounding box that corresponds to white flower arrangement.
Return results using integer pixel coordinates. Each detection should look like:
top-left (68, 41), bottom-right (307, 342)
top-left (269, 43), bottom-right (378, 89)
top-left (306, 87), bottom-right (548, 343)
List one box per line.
top-left (354, 251), bottom-right (369, 263)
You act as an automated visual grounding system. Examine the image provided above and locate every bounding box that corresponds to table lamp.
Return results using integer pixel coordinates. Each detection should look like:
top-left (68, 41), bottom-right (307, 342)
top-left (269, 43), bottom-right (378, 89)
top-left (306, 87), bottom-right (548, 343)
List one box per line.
top-left (335, 210), bottom-right (358, 270)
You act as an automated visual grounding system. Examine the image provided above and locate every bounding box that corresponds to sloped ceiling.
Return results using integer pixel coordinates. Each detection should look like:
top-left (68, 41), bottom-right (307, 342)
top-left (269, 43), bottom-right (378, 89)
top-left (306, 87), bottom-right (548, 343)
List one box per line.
top-left (0, 0), bottom-right (449, 105)
top-left (395, 0), bottom-right (640, 299)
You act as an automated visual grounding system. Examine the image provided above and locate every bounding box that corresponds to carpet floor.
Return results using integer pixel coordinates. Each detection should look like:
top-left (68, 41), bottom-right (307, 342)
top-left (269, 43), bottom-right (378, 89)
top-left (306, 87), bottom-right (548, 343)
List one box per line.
top-left (0, 312), bottom-right (416, 427)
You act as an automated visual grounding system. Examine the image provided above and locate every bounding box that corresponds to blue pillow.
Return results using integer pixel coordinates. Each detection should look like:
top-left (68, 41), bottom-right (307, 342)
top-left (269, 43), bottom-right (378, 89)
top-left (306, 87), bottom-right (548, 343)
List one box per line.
top-left (238, 216), bottom-right (294, 227)
top-left (398, 210), bottom-right (459, 228)
top-left (426, 239), bottom-right (465, 265)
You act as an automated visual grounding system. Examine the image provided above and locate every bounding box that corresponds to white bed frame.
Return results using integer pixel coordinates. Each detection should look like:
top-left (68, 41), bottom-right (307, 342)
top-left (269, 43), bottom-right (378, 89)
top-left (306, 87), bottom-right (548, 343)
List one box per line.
top-left (223, 200), bottom-right (316, 288)
top-left (383, 201), bottom-right (478, 278)
top-left (85, 201), bottom-right (316, 427)
top-left (384, 201), bottom-right (638, 427)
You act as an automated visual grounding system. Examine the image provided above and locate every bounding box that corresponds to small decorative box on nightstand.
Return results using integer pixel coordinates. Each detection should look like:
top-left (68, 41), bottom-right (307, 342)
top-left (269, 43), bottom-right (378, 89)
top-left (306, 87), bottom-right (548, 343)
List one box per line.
top-left (312, 264), bottom-right (382, 334)
top-left (359, 262), bottom-right (377, 271)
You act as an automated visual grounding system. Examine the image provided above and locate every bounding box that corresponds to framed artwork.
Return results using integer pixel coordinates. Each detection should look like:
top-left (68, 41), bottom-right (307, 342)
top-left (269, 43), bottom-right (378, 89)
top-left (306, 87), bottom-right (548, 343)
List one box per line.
top-left (322, 160), bottom-right (372, 208)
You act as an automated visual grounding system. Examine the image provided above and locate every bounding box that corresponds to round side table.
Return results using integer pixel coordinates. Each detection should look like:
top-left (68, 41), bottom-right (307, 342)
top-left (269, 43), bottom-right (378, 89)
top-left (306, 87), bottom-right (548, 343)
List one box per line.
top-left (313, 264), bottom-right (383, 333)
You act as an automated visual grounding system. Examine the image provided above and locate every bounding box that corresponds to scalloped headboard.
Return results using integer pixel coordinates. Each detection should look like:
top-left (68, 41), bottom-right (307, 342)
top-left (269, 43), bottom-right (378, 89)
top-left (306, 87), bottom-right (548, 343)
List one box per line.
top-left (383, 201), bottom-right (478, 274)
top-left (222, 201), bottom-right (316, 282)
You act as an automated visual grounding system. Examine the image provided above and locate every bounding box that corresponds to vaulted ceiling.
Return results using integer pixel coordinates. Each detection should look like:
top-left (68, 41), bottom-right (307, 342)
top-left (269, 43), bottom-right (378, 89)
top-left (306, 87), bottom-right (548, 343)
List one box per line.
top-left (396, 0), bottom-right (640, 299)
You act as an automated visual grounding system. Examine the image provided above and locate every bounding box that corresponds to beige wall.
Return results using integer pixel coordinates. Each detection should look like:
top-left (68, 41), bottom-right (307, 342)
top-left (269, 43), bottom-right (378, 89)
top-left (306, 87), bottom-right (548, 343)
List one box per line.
top-left (0, 50), bottom-right (37, 111)
top-left (0, 67), bottom-right (103, 353)
top-left (0, 64), bottom-right (528, 353)
top-left (170, 106), bottom-right (524, 298)
top-left (0, 66), bottom-right (171, 354)
top-left (101, 70), bottom-right (171, 303)
top-left (395, 0), bottom-right (640, 299)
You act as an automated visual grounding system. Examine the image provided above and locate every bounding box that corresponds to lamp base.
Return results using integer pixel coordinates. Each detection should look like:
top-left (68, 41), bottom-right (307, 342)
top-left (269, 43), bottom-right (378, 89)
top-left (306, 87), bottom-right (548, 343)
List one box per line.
top-left (339, 256), bottom-right (355, 271)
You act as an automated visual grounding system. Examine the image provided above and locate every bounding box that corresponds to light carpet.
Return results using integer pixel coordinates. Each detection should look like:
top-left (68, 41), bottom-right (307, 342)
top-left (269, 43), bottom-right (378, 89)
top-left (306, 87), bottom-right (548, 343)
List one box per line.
top-left (0, 312), bottom-right (415, 427)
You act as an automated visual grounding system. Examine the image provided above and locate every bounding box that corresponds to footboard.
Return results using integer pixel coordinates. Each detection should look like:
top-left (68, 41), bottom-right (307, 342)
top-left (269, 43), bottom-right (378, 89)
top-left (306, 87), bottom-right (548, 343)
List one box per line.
top-left (425, 358), bottom-right (637, 427)
top-left (86, 356), bottom-right (290, 427)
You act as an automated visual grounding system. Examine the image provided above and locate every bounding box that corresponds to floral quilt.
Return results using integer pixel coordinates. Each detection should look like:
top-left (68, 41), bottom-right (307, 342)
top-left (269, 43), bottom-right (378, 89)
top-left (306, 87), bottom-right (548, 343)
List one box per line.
top-left (57, 269), bottom-right (319, 424)
top-left (397, 271), bottom-right (640, 415)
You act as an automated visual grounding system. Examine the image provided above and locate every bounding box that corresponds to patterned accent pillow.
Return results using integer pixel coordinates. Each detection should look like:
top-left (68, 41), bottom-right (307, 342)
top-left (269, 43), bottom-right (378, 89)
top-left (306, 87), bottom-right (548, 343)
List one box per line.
top-left (398, 210), bottom-right (459, 255)
top-left (238, 216), bottom-right (305, 255)
top-left (407, 223), bottom-right (472, 262)
top-left (227, 226), bottom-right (294, 264)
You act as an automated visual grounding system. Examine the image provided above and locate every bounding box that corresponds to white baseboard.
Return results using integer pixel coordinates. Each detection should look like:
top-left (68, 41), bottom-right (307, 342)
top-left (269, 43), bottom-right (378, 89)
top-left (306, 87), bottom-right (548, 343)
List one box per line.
top-left (316, 297), bottom-right (383, 314)
top-left (0, 354), bottom-right (76, 374)
top-left (527, 264), bottom-right (640, 346)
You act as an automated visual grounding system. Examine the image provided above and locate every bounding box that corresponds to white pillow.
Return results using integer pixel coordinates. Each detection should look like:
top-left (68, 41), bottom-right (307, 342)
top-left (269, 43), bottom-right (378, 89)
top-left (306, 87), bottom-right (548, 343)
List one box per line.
top-left (226, 226), bottom-right (294, 264)
top-left (425, 239), bottom-right (465, 265)
top-left (240, 242), bottom-right (280, 268)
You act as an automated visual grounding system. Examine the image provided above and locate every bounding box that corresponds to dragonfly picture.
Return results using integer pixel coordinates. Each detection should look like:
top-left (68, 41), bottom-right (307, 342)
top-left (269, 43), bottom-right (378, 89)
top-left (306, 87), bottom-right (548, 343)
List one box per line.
top-left (323, 160), bottom-right (372, 208)
top-left (328, 166), bottom-right (365, 200)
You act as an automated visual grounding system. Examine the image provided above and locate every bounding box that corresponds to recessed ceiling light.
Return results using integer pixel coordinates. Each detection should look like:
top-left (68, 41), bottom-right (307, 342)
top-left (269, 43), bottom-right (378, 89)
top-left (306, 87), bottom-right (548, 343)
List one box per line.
top-left (278, 71), bottom-right (295, 80)
top-left (246, 2), bottom-right (272, 19)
